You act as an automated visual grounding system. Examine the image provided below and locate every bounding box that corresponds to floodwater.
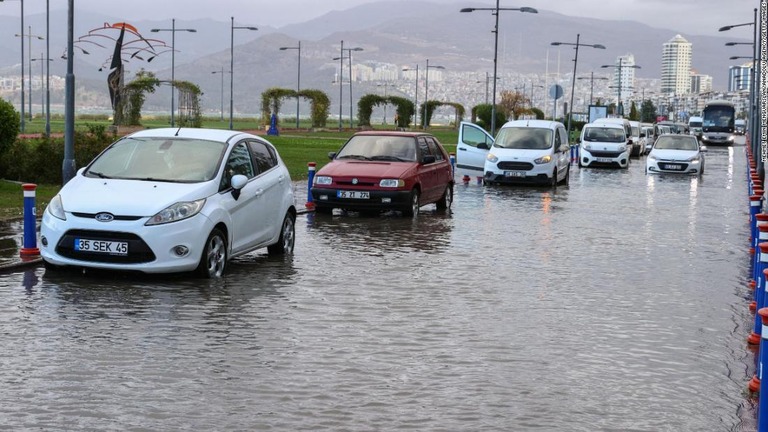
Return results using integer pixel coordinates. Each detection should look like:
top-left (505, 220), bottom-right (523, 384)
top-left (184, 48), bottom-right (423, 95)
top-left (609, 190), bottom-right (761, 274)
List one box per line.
top-left (0, 141), bottom-right (758, 431)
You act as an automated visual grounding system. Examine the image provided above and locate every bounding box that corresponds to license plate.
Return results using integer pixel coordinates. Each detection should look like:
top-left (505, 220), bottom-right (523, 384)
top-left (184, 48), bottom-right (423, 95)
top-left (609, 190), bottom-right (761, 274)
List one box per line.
top-left (337, 190), bottom-right (370, 199)
top-left (504, 171), bottom-right (526, 178)
top-left (663, 164), bottom-right (682, 170)
top-left (74, 238), bottom-right (129, 255)
top-left (596, 157), bottom-right (613, 163)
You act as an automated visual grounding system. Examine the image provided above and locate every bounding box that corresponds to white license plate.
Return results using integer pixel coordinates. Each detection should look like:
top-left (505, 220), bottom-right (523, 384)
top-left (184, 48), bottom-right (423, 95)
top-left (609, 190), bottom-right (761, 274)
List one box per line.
top-left (504, 171), bottom-right (526, 178)
top-left (74, 238), bottom-right (129, 255)
top-left (664, 164), bottom-right (682, 170)
top-left (596, 157), bottom-right (613, 163)
top-left (337, 190), bottom-right (370, 199)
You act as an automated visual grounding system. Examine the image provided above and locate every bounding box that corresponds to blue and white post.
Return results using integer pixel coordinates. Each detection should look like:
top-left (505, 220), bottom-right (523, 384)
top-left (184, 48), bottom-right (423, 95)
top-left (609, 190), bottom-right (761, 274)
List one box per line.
top-left (449, 153), bottom-right (456, 177)
top-left (749, 244), bottom-right (768, 346)
top-left (20, 183), bottom-right (40, 258)
top-left (306, 162), bottom-right (316, 210)
top-left (758, 308), bottom-right (768, 425)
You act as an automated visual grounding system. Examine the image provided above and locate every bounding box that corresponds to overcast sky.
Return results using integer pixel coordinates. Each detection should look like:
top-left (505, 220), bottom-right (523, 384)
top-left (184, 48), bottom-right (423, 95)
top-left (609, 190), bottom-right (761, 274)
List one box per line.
top-left (2, 0), bottom-right (760, 37)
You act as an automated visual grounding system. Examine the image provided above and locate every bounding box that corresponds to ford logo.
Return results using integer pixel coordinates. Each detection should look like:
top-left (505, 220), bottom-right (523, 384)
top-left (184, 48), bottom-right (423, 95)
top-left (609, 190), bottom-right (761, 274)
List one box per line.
top-left (95, 212), bottom-right (114, 222)
top-left (352, 178), bottom-right (358, 185)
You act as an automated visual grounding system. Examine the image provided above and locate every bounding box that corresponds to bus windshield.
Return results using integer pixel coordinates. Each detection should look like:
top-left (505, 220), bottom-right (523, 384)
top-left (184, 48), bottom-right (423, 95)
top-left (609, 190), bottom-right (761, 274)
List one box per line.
top-left (702, 105), bottom-right (735, 133)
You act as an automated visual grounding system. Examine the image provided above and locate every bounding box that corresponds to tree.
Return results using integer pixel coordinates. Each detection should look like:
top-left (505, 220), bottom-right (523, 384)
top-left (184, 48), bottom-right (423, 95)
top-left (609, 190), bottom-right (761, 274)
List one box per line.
top-left (498, 90), bottom-right (529, 121)
top-left (472, 104), bottom-right (506, 132)
top-left (640, 100), bottom-right (657, 123)
top-left (530, 107), bottom-right (545, 120)
top-left (0, 98), bottom-right (19, 155)
top-left (628, 101), bottom-right (640, 121)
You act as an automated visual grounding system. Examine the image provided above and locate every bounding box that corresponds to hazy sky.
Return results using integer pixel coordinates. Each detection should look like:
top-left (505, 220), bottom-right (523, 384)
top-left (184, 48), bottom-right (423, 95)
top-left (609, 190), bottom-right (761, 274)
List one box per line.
top-left (2, 0), bottom-right (760, 37)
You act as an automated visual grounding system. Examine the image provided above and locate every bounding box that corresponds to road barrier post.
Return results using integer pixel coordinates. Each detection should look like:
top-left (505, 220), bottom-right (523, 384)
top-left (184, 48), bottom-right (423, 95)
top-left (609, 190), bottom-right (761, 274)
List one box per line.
top-left (20, 183), bottom-right (40, 258)
top-left (306, 162), bottom-right (316, 210)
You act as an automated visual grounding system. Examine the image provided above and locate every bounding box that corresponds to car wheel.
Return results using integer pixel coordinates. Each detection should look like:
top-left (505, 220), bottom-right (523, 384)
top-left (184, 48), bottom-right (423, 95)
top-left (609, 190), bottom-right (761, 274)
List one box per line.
top-left (195, 228), bottom-right (227, 278)
top-left (436, 184), bottom-right (453, 210)
top-left (551, 169), bottom-right (558, 188)
top-left (562, 165), bottom-right (570, 186)
top-left (268, 212), bottom-right (296, 256)
top-left (402, 188), bottom-right (420, 217)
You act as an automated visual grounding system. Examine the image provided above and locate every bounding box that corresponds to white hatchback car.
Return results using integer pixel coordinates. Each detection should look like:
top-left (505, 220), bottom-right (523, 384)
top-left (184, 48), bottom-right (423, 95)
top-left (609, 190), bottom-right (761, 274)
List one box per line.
top-left (483, 119), bottom-right (571, 186)
top-left (578, 122), bottom-right (630, 169)
top-left (40, 128), bottom-right (296, 277)
top-left (646, 134), bottom-right (706, 175)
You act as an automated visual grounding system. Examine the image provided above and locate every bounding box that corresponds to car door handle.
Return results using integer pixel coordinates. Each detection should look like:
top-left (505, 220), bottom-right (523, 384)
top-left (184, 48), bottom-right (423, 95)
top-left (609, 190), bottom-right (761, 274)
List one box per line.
top-left (254, 189), bottom-right (264, 197)
top-left (459, 148), bottom-right (467, 151)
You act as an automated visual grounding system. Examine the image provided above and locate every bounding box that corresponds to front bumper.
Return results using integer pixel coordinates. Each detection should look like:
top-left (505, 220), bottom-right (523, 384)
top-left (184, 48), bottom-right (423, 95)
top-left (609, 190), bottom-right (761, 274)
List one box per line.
top-left (311, 187), bottom-right (412, 211)
top-left (580, 148), bottom-right (630, 168)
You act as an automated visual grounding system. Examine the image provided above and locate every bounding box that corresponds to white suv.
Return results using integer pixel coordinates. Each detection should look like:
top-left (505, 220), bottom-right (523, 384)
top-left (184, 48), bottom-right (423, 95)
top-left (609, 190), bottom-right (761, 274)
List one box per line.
top-left (579, 122), bottom-right (631, 169)
top-left (483, 119), bottom-right (571, 186)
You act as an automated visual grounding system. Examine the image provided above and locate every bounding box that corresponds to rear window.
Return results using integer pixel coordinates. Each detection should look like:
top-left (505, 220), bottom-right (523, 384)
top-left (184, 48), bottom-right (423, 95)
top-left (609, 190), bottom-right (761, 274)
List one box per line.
top-left (493, 127), bottom-right (553, 150)
top-left (583, 127), bottom-right (625, 143)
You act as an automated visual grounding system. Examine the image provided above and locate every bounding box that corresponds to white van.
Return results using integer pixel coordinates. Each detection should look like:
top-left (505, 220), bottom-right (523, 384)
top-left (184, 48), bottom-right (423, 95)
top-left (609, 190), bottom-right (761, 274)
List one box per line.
top-left (483, 119), bottom-right (571, 186)
top-left (579, 122), bottom-right (631, 169)
top-left (593, 117), bottom-right (640, 157)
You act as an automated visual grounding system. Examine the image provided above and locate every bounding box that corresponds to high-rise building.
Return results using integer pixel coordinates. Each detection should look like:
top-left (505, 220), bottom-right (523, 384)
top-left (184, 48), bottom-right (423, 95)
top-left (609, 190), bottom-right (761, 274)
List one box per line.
top-left (609, 54), bottom-right (637, 100)
top-left (690, 73), bottom-right (713, 93)
top-left (661, 34), bottom-right (692, 95)
top-left (728, 63), bottom-right (751, 92)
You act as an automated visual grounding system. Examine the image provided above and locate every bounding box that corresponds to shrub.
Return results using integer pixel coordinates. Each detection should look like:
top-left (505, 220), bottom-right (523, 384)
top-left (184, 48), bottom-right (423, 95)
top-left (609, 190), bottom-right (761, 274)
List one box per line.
top-left (0, 99), bottom-right (20, 155)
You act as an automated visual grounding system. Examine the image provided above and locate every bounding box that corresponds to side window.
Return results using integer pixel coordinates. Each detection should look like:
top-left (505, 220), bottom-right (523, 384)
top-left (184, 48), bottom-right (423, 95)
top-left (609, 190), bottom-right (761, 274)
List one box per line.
top-left (417, 137), bottom-right (431, 160)
top-left (248, 140), bottom-right (278, 174)
top-left (555, 129), bottom-right (563, 148)
top-left (461, 124), bottom-right (492, 148)
top-left (426, 138), bottom-right (445, 161)
top-left (220, 142), bottom-right (255, 191)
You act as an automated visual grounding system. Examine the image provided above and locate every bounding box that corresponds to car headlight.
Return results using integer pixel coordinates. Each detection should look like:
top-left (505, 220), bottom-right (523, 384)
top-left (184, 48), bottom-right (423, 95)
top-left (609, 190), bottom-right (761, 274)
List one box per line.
top-left (314, 175), bottom-right (332, 185)
top-left (146, 199), bottom-right (206, 226)
top-left (534, 155), bottom-right (552, 164)
top-left (687, 155), bottom-right (700, 163)
top-left (379, 179), bottom-right (405, 188)
top-left (728, 136), bottom-right (735, 141)
top-left (47, 194), bottom-right (66, 220)
top-left (486, 153), bottom-right (498, 163)
top-left (619, 145), bottom-right (627, 152)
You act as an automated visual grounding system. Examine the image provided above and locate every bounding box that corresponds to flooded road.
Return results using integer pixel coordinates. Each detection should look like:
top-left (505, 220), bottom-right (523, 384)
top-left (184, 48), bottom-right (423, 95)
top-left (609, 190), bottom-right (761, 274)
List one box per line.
top-left (0, 141), bottom-right (757, 430)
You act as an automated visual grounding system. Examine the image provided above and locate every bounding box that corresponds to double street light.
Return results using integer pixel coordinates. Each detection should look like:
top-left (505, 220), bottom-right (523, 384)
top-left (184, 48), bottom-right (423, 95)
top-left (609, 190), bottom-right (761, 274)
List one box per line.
top-left (577, 72), bottom-right (608, 105)
top-left (601, 58), bottom-right (641, 117)
top-left (2, 0), bottom-right (27, 132)
top-left (402, 64), bottom-right (419, 126)
top-left (551, 34), bottom-right (605, 139)
top-left (15, 26), bottom-right (44, 123)
top-left (460, 3), bottom-right (538, 137)
top-left (211, 67), bottom-right (228, 121)
top-left (229, 18), bottom-right (258, 130)
top-left (279, 41), bottom-right (301, 129)
top-left (333, 41), bottom-right (363, 130)
top-left (151, 19), bottom-right (197, 128)
top-left (31, 54), bottom-right (53, 132)
top-left (423, 59), bottom-right (445, 129)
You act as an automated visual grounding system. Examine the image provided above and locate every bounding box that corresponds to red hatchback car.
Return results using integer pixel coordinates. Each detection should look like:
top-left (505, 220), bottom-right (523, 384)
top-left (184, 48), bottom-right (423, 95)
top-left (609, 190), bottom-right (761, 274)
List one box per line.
top-left (311, 131), bottom-right (454, 216)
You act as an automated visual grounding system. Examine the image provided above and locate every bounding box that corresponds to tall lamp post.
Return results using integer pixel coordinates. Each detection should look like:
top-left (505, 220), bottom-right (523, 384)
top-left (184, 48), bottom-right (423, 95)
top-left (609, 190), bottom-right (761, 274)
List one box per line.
top-left (151, 19), bottom-right (197, 128)
top-left (551, 34), bottom-right (605, 140)
top-left (529, 83), bottom-right (543, 108)
top-left (31, 53), bottom-right (52, 128)
top-left (402, 65), bottom-right (419, 126)
top-left (334, 44), bottom-right (363, 129)
top-left (577, 72), bottom-right (608, 105)
top-left (601, 58), bottom-right (641, 117)
top-left (423, 59), bottom-right (445, 129)
top-left (279, 41), bottom-right (302, 129)
top-left (2, 0), bottom-right (26, 131)
top-left (211, 67), bottom-right (227, 121)
top-left (460, 3), bottom-right (538, 137)
top-left (721, 9), bottom-right (759, 178)
top-left (15, 27), bottom-right (44, 122)
top-left (228, 18), bottom-right (258, 130)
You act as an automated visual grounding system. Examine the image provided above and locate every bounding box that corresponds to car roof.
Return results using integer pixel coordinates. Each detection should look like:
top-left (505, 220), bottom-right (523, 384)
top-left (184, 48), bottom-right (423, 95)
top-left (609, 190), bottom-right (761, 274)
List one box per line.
top-left (351, 130), bottom-right (435, 138)
top-left (499, 119), bottom-right (564, 129)
top-left (126, 128), bottom-right (255, 143)
top-left (594, 117), bottom-right (629, 124)
top-left (584, 122), bottom-right (624, 129)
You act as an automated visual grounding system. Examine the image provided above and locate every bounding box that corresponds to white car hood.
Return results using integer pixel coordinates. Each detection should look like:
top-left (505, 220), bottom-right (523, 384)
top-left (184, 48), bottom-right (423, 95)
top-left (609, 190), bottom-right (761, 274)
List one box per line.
top-left (59, 177), bottom-right (217, 216)
top-left (650, 149), bottom-right (698, 161)
top-left (493, 148), bottom-right (551, 161)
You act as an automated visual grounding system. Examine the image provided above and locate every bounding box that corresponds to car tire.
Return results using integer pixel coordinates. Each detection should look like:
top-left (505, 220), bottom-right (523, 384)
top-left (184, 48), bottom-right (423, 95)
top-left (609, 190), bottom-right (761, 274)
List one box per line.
top-left (551, 169), bottom-right (558, 188)
top-left (402, 188), bottom-right (420, 217)
top-left (195, 227), bottom-right (227, 278)
top-left (562, 165), bottom-right (570, 186)
top-left (436, 184), bottom-right (453, 211)
top-left (268, 212), bottom-right (296, 256)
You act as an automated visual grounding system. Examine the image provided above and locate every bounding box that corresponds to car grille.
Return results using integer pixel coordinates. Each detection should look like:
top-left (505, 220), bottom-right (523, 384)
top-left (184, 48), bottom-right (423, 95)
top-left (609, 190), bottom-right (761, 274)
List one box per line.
top-left (497, 161), bottom-right (534, 170)
top-left (588, 150), bottom-right (624, 158)
top-left (55, 229), bottom-right (156, 264)
top-left (335, 179), bottom-right (378, 187)
top-left (72, 212), bottom-right (144, 221)
top-left (659, 162), bottom-right (689, 171)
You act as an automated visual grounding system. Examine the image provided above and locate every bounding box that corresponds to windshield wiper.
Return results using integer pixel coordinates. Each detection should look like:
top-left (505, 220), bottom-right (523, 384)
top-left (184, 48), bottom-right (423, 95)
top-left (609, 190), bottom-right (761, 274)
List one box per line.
top-left (88, 171), bottom-right (112, 179)
top-left (337, 154), bottom-right (371, 160)
top-left (370, 155), bottom-right (407, 162)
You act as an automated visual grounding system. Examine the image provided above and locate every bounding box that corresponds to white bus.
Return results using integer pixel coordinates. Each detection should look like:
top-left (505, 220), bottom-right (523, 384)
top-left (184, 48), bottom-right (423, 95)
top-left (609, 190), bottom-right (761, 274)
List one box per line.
top-left (701, 100), bottom-right (736, 146)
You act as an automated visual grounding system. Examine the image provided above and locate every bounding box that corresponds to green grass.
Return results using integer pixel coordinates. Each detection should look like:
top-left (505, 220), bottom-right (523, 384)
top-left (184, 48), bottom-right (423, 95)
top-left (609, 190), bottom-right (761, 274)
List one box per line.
top-left (1, 124), bottom-right (461, 219)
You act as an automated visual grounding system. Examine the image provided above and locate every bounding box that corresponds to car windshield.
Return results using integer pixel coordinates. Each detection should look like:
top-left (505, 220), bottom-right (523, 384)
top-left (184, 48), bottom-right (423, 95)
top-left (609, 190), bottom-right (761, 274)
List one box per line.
top-left (654, 136), bottom-right (698, 151)
top-left (85, 137), bottom-right (227, 182)
top-left (336, 135), bottom-right (417, 161)
top-left (583, 127), bottom-right (625, 143)
top-left (493, 127), bottom-right (553, 149)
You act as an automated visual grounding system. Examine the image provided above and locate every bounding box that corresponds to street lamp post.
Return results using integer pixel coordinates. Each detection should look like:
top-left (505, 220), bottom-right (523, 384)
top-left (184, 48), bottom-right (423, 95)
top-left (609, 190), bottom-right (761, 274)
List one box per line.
top-left (402, 65), bottom-right (419, 126)
top-left (529, 83), bottom-right (543, 109)
top-left (211, 67), bottom-right (227, 121)
top-left (151, 19), bottom-right (197, 128)
top-left (377, 82), bottom-right (389, 124)
top-left (31, 53), bottom-right (52, 128)
top-left (279, 41), bottom-right (301, 129)
top-left (721, 9), bottom-right (759, 178)
top-left (551, 34), bottom-right (605, 140)
top-left (2, 0), bottom-right (26, 131)
top-left (577, 72), bottom-right (608, 105)
top-left (423, 59), bottom-right (445, 129)
top-left (601, 58), bottom-right (641, 117)
top-left (334, 44), bottom-right (363, 129)
top-left (226, 18), bottom-right (258, 130)
top-left (460, 3), bottom-right (538, 136)
top-left (15, 26), bottom-right (44, 122)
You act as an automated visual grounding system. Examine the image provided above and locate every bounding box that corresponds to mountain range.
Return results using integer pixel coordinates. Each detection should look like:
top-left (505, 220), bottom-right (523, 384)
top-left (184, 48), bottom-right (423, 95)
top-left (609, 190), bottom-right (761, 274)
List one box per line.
top-left (0, 1), bottom-right (751, 116)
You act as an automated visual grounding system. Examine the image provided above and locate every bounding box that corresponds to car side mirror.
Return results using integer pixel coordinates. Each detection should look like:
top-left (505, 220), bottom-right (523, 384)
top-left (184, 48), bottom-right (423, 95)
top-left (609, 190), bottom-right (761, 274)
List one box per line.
top-left (700, 145), bottom-right (708, 153)
top-left (477, 143), bottom-right (490, 150)
top-left (230, 174), bottom-right (248, 200)
top-left (422, 155), bottom-right (436, 164)
top-left (328, 151), bottom-right (337, 160)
